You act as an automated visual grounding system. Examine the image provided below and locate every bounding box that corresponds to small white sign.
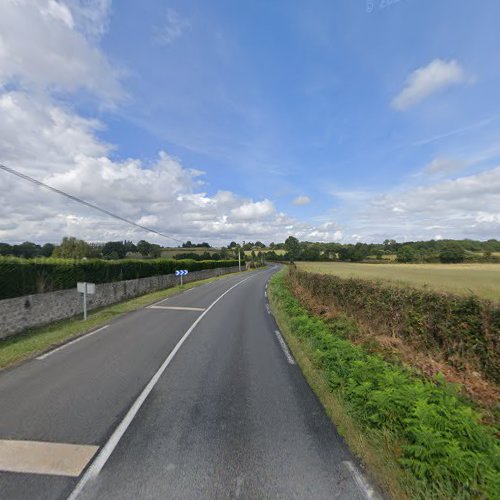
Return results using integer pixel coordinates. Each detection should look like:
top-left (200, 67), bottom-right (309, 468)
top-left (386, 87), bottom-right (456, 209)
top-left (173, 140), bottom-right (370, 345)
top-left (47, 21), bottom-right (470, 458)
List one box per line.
top-left (77, 282), bottom-right (96, 294)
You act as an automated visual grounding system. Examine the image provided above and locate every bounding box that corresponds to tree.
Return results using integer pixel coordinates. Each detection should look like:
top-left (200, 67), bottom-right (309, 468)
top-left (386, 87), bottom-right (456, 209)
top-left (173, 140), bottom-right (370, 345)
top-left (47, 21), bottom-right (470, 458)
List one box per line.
top-left (41, 243), bottom-right (55, 257)
top-left (254, 241), bottom-right (265, 248)
top-left (102, 241), bottom-right (128, 259)
top-left (439, 244), bottom-right (465, 263)
top-left (137, 240), bottom-right (153, 257)
top-left (285, 236), bottom-right (300, 263)
top-left (52, 237), bottom-right (96, 259)
top-left (0, 243), bottom-right (13, 256)
top-left (396, 246), bottom-right (417, 263)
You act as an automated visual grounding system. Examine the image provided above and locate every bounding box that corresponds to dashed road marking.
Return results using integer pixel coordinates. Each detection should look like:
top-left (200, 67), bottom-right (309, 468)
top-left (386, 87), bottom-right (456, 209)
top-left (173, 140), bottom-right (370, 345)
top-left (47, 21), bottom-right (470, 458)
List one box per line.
top-left (0, 440), bottom-right (98, 477)
top-left (148, 306), bottom-right (205, 312)
top-left (37, 325), bottom-right (110, 360)
top-left (274, 330), bottom-right (295, 365)
top-left (342, 460), bottom-right (380, 500)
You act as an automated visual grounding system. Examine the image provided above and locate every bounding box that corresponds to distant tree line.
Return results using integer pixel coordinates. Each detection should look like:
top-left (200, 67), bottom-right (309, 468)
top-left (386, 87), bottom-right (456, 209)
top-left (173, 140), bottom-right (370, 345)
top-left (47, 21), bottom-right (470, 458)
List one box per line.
top-left (2, 236), bottom-right (499, 263)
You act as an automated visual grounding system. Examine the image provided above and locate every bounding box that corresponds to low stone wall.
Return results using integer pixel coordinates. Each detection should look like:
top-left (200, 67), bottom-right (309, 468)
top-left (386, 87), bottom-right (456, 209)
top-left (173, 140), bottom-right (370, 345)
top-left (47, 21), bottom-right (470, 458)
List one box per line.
top-left (0, 266), bottom-right (241, 339)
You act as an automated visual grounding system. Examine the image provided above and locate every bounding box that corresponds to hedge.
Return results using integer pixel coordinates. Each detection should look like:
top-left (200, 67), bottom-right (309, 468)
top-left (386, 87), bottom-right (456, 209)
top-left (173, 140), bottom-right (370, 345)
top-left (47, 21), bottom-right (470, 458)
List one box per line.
top-left (0, 257), bottom-right (240, 300)
top-left (289, 269), bottom-right (500, 384)
top-left (270, 271), bottom-right (500, 499)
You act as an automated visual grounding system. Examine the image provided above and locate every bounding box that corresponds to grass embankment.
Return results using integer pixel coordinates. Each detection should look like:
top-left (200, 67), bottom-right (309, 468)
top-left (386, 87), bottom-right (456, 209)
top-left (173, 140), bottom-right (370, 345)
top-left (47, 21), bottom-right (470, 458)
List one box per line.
top-left (269, 269), bottom-right (499, 500)
top-left (0, 272), bottom-right (245, 370)
top-left (297, 262), bottom-right (500, 301)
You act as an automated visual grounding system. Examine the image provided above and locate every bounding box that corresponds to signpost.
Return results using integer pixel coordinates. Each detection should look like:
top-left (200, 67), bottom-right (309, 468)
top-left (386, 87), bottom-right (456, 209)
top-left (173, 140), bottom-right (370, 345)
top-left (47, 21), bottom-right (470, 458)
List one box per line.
top-left (175, 269), bottom-right (189, 286)
top-left (77, 282), bottom-right (95, 320)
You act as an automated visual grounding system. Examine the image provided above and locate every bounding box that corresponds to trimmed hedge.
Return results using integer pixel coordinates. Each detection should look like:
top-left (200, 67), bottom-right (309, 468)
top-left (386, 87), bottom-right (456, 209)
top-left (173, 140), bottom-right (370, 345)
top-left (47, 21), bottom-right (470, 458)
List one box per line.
top-left (290, 269), bottom-right (500, 384)
top-left (0, 257), bottom-right (240, 300)
top-left (270, 271), bottom-right (500, 499)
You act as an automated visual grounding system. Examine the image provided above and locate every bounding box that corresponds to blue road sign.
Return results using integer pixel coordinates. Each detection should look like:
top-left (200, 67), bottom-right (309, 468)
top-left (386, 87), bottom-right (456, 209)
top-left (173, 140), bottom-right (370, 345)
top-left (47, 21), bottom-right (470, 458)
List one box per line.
top-left (175, 270), bottom-right (189, 276)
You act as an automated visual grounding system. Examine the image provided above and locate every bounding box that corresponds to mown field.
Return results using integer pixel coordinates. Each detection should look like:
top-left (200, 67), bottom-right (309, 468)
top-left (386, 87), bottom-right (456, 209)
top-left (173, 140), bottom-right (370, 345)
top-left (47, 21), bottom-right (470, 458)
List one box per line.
top-left (296, 262), bottom-right (500, 301)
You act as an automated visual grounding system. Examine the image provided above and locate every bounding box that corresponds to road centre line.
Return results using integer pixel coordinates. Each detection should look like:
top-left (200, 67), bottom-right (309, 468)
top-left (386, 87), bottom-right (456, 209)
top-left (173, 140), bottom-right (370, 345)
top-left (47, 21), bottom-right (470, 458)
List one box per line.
top-left (274, 330), bottom-right (296, 365)
top-left (67, 274), bottom-right (255, 500)
top-left (148, 306), bottom-right (205, 312)
top-left (37, 325), bottom-right (110, 360)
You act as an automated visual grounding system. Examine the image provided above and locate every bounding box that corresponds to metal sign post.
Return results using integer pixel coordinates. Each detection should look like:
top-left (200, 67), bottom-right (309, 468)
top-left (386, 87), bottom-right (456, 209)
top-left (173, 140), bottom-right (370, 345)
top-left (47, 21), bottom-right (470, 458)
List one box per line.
top-left (77, 282), bottom-right (96, 320)
top-left (175, 270), bottom-right (189, 286)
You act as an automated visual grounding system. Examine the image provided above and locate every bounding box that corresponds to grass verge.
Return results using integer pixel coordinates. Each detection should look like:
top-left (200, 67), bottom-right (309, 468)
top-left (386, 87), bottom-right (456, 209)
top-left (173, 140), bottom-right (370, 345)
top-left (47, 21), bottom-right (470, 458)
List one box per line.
top-left (0, 271), bottom-right (246, 370)
top-left (268, 268), bottom-right (499, 500)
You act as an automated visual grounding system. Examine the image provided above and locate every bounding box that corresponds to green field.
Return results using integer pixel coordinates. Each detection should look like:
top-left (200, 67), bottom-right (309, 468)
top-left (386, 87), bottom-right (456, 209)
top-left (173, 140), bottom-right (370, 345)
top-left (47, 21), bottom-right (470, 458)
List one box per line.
top-left (296, 262), bottom-right (500, 301)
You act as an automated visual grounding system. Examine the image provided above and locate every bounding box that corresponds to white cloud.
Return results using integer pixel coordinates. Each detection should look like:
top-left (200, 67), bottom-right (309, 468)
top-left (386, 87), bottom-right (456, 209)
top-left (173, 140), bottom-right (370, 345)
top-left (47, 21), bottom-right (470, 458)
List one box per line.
top-left (423, 156), bottom-right (467, 175)
top-left (292, 195), bottom-right (311, 206)
top-left (0, 0), bottom-right (122, 102)
top-left (231, 200), bottom-right (275, 221)
top-left (392, 59), bottom-right (468, 111)
top-left (154, 8), bottom-right (190, 45)
top-left (349, 166), bottom-right (500, 241)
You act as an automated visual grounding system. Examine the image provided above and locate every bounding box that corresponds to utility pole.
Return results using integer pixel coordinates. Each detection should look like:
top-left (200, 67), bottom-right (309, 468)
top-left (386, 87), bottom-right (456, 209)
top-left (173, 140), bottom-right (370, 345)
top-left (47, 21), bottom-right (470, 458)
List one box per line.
top-left (238, 248), bottom-right (241, 271)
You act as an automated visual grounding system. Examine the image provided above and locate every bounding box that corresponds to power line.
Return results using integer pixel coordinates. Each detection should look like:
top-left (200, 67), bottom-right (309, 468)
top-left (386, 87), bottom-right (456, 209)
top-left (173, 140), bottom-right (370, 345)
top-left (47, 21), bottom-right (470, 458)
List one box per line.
top-left (0, 163), bottom-right (184, 243)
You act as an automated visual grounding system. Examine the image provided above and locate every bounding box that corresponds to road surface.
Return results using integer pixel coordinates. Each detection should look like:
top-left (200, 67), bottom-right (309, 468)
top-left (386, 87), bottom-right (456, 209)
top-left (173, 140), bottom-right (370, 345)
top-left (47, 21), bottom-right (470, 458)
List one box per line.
top-left (0, 266), bottom-right (372, 499)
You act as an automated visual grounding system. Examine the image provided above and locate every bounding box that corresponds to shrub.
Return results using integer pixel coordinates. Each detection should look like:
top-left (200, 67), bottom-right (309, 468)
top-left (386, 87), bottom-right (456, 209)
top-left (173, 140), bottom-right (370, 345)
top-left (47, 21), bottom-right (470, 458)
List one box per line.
top-left (270, 272), bottom-right (500, 499)
top-left (289, 269), bottom-right (500, 384)
top-left (0, 257), bottom-right (240, 299)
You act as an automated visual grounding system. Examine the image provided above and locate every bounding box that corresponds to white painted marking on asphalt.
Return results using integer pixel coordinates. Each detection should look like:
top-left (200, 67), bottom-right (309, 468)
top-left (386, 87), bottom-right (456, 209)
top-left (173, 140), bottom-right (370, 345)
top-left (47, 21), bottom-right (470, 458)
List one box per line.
top-left (274, 330), bottom-right (296, 365)
top-left (235, 476), bottom-right (244, 498)
top-left (36, 325), bottom-right (110, 360)
top-left (148, 305), bottom-right (201, 311)
top-left (67, 274), bottom-right (255, 500)
top-left (264, 290), bottom-right (267, 297)
top-left (265, 304), bottom-right (271, 315)
top-left (0, 440), bottom-right (98, 477)
top-left (342, 460), bottom-right (379, 500)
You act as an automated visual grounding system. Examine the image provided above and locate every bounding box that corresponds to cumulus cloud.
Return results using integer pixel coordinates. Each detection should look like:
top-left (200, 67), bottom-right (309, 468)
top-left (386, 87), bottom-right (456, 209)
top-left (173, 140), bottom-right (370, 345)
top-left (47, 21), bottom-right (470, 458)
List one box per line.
top-left (350, 166), bottom-right (500, 240)
top-left (292, 195), bottom-right (311, 206)
top-left (154, 8), bottom-right (190, 45)
top-left (392, 59), bottom-right (468, 111)
top-left (0, 0), bottom-right (123, 102)
top-left (0, 1), bottom-right (343, 245)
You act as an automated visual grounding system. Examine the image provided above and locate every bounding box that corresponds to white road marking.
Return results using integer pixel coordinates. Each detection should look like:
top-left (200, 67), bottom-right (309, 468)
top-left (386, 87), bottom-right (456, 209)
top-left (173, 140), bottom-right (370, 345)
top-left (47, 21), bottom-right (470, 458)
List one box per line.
top-left (148, 306), bottom-right (205, 312)
top-left (342, 460), bottom-right (379, 500)
top-left (264, 290), bottom-right (267, 297)
top-left (265, 304), bottom-right (271, 315)
top-left (67, 274), bottom-right (255, 500)
top-left (274, 330), bottom-right (296, 365)
top-left (36, 325), bottom-right (110, 360)
top-left (0, 440), bottom-right (98, 477)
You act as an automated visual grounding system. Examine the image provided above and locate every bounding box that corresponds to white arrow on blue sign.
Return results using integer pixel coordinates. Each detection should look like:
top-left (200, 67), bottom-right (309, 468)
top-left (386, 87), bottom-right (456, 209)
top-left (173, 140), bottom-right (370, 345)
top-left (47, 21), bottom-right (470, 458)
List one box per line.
top-left (175, 270), bottom-right (189, 276)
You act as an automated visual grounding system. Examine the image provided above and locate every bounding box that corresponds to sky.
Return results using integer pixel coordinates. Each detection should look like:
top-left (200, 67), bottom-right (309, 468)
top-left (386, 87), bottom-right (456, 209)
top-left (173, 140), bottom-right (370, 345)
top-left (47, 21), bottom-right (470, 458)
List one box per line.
top-left (1, 0), bottom-right (500, 246)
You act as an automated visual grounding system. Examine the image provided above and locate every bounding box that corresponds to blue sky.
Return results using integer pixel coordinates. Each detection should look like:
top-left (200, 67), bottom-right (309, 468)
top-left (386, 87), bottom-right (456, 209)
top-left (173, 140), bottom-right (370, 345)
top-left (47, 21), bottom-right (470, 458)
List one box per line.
top-left (1, 0), bottom-right (500, 244)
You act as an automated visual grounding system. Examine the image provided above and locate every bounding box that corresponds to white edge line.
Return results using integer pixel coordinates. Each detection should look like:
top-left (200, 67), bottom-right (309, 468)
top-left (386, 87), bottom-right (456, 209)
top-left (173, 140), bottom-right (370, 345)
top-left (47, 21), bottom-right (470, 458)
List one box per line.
top-left (36, 325), bottom-right (110, 360)
top-left (342, 460), bottom-right (378, 500)
top-left (274, 330), bottom-right (295, 365)
top-left (67, 274), bottom-right (254, 500)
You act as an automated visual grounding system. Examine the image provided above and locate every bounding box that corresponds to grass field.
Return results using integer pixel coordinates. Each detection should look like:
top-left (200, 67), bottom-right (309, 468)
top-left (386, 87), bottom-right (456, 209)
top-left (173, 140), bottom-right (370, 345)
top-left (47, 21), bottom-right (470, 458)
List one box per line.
top-left (296, 262), bottom-right (500, 300)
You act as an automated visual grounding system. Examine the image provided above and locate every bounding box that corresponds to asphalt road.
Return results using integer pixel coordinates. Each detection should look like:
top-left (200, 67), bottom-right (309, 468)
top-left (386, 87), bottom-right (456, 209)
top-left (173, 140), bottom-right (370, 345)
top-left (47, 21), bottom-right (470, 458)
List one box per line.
top-left (0, 266), bottom-right (372, 499)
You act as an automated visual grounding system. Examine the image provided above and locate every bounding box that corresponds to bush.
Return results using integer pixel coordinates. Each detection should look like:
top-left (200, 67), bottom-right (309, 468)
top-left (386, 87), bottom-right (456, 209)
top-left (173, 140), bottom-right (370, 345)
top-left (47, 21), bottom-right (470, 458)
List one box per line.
top-left (0, 257), bottom-right (240, 299)
top-left (289, 269), bottom-right (500, 384)
top-left (270, 272), bottom-right (500, 499)
top-left (439, 244), bottom-right (465, 263)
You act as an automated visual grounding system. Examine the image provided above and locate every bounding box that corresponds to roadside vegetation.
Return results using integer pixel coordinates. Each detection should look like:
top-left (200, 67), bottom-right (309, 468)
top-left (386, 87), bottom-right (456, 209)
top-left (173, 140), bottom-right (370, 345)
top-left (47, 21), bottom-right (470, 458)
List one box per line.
top-left (296, 262), bottom-right (500, 301)
top-left (0, 272), bottom-right (246, 370)
top-left (0, 256), bottom-right (240, 299)
top-left (269, 268), bottom-right (500, 499)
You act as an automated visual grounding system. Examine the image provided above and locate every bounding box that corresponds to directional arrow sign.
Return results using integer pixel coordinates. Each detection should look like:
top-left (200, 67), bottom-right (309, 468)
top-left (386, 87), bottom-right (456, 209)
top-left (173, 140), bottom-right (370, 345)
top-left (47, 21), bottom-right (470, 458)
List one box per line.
top-left (175, 270), bottom-right (189, 276)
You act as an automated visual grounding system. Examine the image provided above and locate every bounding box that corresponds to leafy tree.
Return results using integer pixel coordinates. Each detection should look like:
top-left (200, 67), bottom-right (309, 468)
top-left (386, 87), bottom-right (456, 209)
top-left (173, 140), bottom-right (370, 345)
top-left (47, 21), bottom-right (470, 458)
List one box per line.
top-left (254, 241), bottom-right (265, 248)
top-left (12, 241), bottom-right (41, 258)
top-left (40, 243), bottom-right (55, 257)
top-left (397, 246), bottom-right (417, 263)
top-left (439, 244), bottom-right (465, 263)
top-left (102, 241), bottom-right (128, 259)
top-left (0, 243), bottom-right (13, 256)
top-left (285, 235), bottom-right (300, 263)
top-left (137, 240), bottom-right (153, 256)
top-left (52, 237), bottom-right (97, 259)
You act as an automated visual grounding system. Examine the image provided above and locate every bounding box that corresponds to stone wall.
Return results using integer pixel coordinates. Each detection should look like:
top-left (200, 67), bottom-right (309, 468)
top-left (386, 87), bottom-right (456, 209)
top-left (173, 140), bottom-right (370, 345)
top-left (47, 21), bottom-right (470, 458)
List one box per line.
top-left (0, 266), bottom-right (241, 339)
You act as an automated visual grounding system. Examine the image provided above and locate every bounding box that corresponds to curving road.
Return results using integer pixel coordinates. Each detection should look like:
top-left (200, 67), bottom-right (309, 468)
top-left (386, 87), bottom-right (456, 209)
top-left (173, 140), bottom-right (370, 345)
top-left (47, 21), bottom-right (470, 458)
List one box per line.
top-left (0, 266), bottom-right (372, 499)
